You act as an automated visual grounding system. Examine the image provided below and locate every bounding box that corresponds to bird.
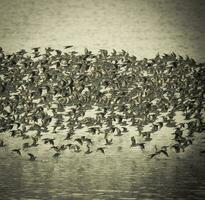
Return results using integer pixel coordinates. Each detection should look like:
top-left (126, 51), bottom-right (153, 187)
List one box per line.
top-left (85, 145), bottom-right (92, 154)
top-left (105, 138), bottom-right (113, 145)
top-left (55, 49), bottom-right (62, 56)
top-left (50, 146), bottom-right (61, 152)
top-left (30, 137), bottom-right (39, 147)
top-left (23, 143), bottom-right (30, 150)
top-left (12, 149), bottom-right (21, 156)
top-left (157, 122), bottom-right (163, 129)
top-left (121, 127), bottom-right (128, 132)
top-left (53, 152), bottom-right (61, 159)
top-left (31, 47), bottom-right (40, 52)
top-left (130, 136), bottom-right (137, 147)
top-left (149, 152), bottom-right (158, 159)
top-left (159, 149), bottom-right (169, 157)
top-left (171, 144), bottom-right (181, 153)
top-left (88, 127), bottom-right (98, 135)
top-left (75, 138), bottom-right (83, 145)
top-left (97, 147), bottom-right (105, 154)
top-left (64, 131), bottom-right (74, 140)
top-left (81, 136), bottom-right (93, 145)
top-left (10, 130), bottom-right (18, 137)
top-left (149, 146), bottom-right (169, 159)
top-left (42, 138), bottom-right (55, 146)
top-left (142, 131), bottom-right (152, 141)
top-left (64, 45), bottom-right (73, 49)
top-left (28, 153), bottom-right (37, 161)
top-left (73, 145), bottom-right (81, 153)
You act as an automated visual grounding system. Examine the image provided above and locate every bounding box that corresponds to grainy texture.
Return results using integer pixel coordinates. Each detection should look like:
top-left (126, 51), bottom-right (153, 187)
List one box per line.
top-left (0, 0), bottom-right (205, 61)
top-left (0, 1), bottom-right (205, 199)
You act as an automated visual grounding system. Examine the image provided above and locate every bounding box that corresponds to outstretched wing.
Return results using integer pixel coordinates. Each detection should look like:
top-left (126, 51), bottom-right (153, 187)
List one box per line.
top-left (12, 149), bottom-right (21, 156)
top-left (149, 153), bottom-right (156, 159)
top-left (97, 148), bottom-right (105, 154)
top-left (161, 150), bottom-right (169, 157)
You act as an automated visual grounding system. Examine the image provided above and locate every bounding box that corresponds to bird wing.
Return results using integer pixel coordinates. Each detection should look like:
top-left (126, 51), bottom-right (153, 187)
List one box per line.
top-left (50, 139), bottom-right (55, 145)
top-left (149, 153), bottom-right (156, 159)
top-left (161, 150), bottom-right (169, 157)
top-left (28, 153), bottom-right (35, 159)
top-left (12, 149), bottom-right (21, 155)
top-left (53, 153), bottom-right (60, 158)
top-left (75, 139), bottom-right (83, 145)
top-left (64, 45), bottom-right (73, 49)
top-left (32, 137), bottom-right (38, 144)
top-left (97, 148), bottom-right (104, 154)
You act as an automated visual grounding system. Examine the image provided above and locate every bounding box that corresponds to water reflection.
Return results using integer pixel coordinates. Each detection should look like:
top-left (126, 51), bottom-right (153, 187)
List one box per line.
top-left (1, 148), bottom-right (205, 199)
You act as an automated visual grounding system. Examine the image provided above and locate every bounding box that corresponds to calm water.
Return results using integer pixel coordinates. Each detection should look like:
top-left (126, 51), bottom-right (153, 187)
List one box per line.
top-left (1, 130), bottom-right (205, 200)
top-left (0, 0), bottom-right (205, 199)
top-left (0, 150), bottom-right (205, 200)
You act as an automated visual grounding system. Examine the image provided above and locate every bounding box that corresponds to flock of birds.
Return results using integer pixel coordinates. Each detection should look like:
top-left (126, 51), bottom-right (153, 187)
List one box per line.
top-left (0, 46), bottom-right (204, 161)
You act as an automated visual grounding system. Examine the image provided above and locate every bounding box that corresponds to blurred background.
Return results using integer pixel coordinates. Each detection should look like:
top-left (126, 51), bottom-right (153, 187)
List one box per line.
top-left (0, 0), bottom-right (205, 61)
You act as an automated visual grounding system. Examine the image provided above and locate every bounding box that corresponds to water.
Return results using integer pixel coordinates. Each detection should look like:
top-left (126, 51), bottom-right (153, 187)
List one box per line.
top-left (1, 0), bottom-right (205, 199)
top-left (1, 148), bottom-right (205, 199)
top-left (1, 127), bottom-right (205, 199)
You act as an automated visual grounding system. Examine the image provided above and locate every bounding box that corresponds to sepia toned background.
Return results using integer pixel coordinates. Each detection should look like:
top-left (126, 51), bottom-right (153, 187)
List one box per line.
top-left (0, 0), bottom-right (205, 61)
top-left (0, 0), bottom-right (205, 199)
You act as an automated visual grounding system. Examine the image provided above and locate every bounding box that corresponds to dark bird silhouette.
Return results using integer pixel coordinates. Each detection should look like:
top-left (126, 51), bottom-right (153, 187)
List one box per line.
top-left (31, 47), bottom-right (40, 52)
top-left (64, 131), bottom-right (73, 140)
top-left (73, 145), bottom-right (81, 153)
top-left (130, 136), bottom-right (137, 147)
top-left (30, 137), bottom-right (39, 147)
top-left (159, 149), bottom-right (169, 157)
top-left (53, 152), bottom-right (61, 159)
top-left (85, 145), bottom-right (92, 154)
top-left (149, 152), bottom-right (158, 159)
top-left (28, 153), bottom-right (37, 161)
top-left (12, 149), bottom-right (21, 156)
top-left (81, 136), bottom-right (93, 145)
top-left (149, 146), bottom-right (169, 158)
top-left (42, 138), bottom-right (55, 146)
top-left (171, 144), bottom-right (181, 153)
top-left (50, 146), bottom-right (61, 152)
top-left (97, 147), bottom-right (105, 154)
top-left (122, 127), bottom-right (128, 132)
top-left (64, 45), bottom-right (73, 49)
top-left (75, 138), bottom-right (83, 145)
top-left (23, 142), bottom-right (30, 150)
top-left (105, 138), bottom-right (113, 145)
